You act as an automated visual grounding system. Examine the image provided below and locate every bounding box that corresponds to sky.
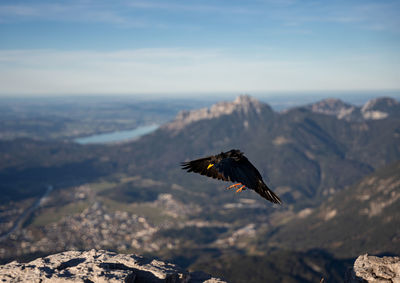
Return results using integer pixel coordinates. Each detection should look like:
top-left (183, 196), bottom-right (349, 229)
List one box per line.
top-left (0, 0), bottom-right (399, 97)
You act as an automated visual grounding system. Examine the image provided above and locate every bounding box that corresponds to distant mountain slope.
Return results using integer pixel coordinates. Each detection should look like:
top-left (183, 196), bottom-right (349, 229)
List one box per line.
top-left (361, 97), bottom-right (400, 120)
top-left (305, 97), bottom-right (400, 121)
top-left (113, 95), bottom-right (400, 203)
top-left (0, 139), bottom-right (112, 203)
top-left (305, 98), bottom-right (360, 121)
top-left (264, 161), bottom-right (400, 257)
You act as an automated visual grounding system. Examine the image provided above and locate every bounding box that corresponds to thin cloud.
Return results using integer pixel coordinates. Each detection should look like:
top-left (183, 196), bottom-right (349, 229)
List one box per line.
top-left (0, 2), bottom-right (146, 27)
top-left (1, 0), bottom-right (398, 32)
top-left (0, 48), bottom-right (398, 95)
top-left (0, 0), bottom-right (260, 26)
top-left (355, 2), bottom-right (400, 32)
top-left (278, 1), bottom-right (400, 32)
top-left (0, 5), bottom-right (39, 16)
top-left (127, 0), bottom-right (260, 15)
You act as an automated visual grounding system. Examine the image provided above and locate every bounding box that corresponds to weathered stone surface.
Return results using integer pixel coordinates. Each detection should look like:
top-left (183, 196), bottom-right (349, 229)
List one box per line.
top-left (345, 254), bottom-right (400, 283)
top-left (0, 250), bottom-right (226, 283)
top-left (163, 95), bottom-right (266, 132)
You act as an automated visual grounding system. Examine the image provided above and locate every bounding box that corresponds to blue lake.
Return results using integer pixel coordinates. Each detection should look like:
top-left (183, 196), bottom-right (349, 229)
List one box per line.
top-left (74, 124), bottom-right (159, 144)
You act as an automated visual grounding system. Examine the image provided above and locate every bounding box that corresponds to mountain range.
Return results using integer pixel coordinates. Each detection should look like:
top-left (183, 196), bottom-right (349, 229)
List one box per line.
top-left (110, 95), bottom-right (400, 204)
top-left (0, 95), bottom-right (399, 282)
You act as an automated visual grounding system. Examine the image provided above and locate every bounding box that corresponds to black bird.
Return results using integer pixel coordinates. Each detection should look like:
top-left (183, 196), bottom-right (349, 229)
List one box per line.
top-left (181, 149), bottom-right (281, 204)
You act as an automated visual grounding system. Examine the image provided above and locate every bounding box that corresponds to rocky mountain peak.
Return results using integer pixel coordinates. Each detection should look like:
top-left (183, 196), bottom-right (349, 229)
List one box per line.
top-left (233, 94), bottom-right (262, 108)
top-left (307, 98), bottom-right (357, 120)
top-left (362, 97), bottom-right (399, 111)
top-left (361, 97), bottom-right (400, 120)
top-left (305, 96), bottom-right (399, 121)
top-left (163, 95), bottom-right (266, 132)
top-left (310, 98), bottom-right (348, 111)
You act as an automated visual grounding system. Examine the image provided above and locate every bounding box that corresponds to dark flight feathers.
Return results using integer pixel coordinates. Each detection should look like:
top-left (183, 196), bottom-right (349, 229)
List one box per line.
top-left (181, 149), bottom-right (282, 204)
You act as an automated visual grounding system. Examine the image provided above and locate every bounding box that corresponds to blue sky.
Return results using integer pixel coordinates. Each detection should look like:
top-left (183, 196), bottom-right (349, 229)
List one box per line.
top-left (0, 0), bottom-right (399, 96)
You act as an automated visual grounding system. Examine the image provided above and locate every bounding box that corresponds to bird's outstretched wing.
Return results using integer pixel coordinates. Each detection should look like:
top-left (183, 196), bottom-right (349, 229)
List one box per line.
top-left (181, 157), bottom-right (227, 181)
top-left (216, 157), bottom-right (282, 204)
top-left (182, 152), bottom-right (282, 204)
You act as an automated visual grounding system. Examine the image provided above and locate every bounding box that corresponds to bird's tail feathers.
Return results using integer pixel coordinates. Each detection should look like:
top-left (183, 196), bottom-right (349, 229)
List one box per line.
top-left (258, 182), bottom-right (282, 204)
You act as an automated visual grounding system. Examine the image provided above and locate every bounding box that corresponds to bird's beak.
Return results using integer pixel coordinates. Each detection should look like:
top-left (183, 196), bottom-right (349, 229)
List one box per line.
top-left (207, 163), bottom-right (214, 169)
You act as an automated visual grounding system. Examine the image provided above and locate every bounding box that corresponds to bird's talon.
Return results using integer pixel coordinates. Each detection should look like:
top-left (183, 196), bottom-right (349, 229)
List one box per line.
top-left (235, 185), bottom-right (245, 193)
top-left (226, 183), bottom-right (242, 190)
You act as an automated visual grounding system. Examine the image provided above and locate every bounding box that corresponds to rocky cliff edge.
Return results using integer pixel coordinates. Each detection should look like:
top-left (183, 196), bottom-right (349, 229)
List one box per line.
top-left (345, 254), bottom-right (400, 283)
top-left (2, 250), bottom-right (399, 282)
top-left (0, 249), bottom-right (226, 283)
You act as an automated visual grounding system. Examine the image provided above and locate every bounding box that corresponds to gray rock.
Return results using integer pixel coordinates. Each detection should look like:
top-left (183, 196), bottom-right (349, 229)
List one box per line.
top-left (306, 97), bottom-right (400, 121)
top-left (345, 254), bottom-right (400, 283)
top-left (0, 249), bottom-right (226, 283)
top-left (162, 95), bottom-right (267, 133)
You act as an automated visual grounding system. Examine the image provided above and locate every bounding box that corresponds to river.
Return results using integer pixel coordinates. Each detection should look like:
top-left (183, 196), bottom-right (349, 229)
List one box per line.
top-left (0, 186), bottom-right (53, 242)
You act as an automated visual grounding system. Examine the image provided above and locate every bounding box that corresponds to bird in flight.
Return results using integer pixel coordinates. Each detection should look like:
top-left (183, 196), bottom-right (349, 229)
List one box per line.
top-left (181, 149), bottom-right (281, 204)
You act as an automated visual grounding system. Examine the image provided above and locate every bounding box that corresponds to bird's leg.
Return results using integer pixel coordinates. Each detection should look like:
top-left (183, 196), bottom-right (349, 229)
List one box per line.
top-left (235, 185), bottom-right (246, 193)
top-left (226, 183), bottom-right (242, 190)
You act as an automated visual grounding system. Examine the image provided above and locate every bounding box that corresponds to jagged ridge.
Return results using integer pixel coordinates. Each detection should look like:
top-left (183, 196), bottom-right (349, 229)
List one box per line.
top-left (306, 96), bottom-right (400, 121)
top-left (163, 95), bottom-right (266, 132)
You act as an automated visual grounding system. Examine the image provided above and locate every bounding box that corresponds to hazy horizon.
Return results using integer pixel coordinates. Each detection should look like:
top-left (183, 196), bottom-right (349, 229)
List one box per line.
top-left (1, 89), bottom-right (399, 99)
top-left (1, 90), bottom-right (399, 114)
